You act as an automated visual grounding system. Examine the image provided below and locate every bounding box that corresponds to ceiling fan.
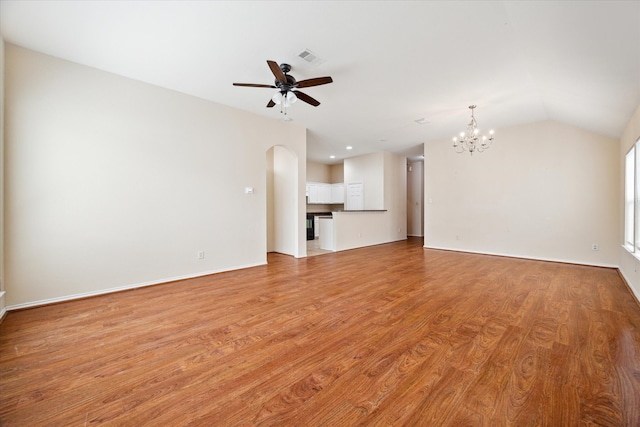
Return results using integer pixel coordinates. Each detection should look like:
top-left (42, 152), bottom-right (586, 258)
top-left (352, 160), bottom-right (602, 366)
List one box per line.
top-left (233, 60), bottom-right (333, 113)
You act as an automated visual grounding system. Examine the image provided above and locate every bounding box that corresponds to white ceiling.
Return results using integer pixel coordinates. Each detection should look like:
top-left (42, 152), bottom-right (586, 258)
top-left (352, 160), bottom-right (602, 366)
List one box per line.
top-left (1, 1), bottom-right (639, 163)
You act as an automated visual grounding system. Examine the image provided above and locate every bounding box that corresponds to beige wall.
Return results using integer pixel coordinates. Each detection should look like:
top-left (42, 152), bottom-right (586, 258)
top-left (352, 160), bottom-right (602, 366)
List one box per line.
top-left (4, 45), bottom-right (307, 308)
top-left (424, 120), bottom-right (619, 267)
top-left (272, 146), bottom-right (299, 256)
top-left (306, 161), bottom-right (344, 184)
top-left (407, 160), bottom-right (424, 237)
top-left (330, 163), bottom-right (344, 183)
top-left (0, 37), bottom-right (5, 317)
top-left (266, 148), bottom-right (275, 252)
top-left (384, 151), bottom-right (408, 237)
top-left (334, 151), bottom-right (407, 250)
top-left (306, 161), bottom-right (331, 183)
top-left (344, 152), bottom-right (384, 210)
top-left (618, 103), bottom-right (640, 301)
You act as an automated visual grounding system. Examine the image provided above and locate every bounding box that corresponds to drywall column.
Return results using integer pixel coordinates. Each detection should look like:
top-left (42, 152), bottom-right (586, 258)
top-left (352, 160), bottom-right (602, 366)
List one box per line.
top-left (0, 37), bottom-right (5, 318)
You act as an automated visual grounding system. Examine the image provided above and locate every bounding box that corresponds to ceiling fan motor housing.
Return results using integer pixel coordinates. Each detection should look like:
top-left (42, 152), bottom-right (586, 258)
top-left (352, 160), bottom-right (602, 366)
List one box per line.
top-left (275, 73), bottom-right (297, 91)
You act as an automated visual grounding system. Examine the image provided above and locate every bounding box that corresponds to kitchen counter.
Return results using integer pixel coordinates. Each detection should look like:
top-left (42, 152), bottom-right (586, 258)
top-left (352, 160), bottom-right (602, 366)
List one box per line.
top-left (333, 210), bottom-right (387, 213)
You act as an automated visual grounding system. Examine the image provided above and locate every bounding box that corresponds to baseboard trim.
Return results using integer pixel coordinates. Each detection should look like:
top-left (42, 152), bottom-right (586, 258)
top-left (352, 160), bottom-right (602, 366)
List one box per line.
top-left (5, 262), bottom-right (267, 312)
top-left (423, 245), bottom-right (619, 269)
top-left (0, 291), bottom-right (5, 323)
top-left (616, 269), bottom-right (640, 308)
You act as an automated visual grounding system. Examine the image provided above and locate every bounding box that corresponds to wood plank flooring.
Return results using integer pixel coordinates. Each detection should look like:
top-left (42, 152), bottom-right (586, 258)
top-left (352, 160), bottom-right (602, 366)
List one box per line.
top-left (1, 237), bottom-right (640, 426)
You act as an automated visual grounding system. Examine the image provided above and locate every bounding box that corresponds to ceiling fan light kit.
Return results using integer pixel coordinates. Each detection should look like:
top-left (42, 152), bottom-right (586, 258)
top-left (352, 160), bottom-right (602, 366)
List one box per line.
top-left (233, 60), bottom-right (333, 118)
top-left (452, 105), bottom-right (495, 155)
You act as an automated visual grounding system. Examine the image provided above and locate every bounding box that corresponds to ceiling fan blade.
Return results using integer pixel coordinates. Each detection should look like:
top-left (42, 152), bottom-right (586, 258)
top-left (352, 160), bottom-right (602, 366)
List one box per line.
top-left (293, 90), bottom-right (320, 107)
top-left (296, 76), bottom-right (333, 88)
top-left (267, 60), bottom-right (286, 82)
top-left (233, 83), bottom-right (277, 88)
top-left (267, 99), bottom-right (276, 108)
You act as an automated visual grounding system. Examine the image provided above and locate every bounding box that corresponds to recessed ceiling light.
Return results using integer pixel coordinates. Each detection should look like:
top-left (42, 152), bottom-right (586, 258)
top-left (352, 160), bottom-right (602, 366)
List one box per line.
top-left (346, 146), bottom-right (353, 150)
top-left (330, 155), bottom-right (335, 159)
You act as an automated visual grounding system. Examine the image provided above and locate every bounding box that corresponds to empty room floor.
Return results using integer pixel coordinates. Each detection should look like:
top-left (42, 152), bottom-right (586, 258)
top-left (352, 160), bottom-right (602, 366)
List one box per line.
top-left (1, 237), bottom-right (639, 425)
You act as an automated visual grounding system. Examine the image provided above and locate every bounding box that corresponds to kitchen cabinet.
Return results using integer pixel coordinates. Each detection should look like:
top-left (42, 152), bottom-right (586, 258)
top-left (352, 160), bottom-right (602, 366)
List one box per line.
top-left (319, 184), bottom-right (331, 203)
top-left (307, 183), bottom-right (318, 203)
top-left (307, 182), bottom-right (344, 204)
top-left (331, 183), bottom-right (344, 204)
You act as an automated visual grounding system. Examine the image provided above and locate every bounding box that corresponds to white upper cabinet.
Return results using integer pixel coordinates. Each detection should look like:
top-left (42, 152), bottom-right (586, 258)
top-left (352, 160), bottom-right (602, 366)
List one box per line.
top-left (331, 183), bottom-right (344, 204)
top-left (307, 182), bottom-right (344, 204)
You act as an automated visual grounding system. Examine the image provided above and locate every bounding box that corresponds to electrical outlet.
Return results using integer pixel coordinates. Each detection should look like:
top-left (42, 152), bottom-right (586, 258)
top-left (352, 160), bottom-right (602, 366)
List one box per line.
top-left (198, 250), bottom-right (205, 259)
top-left (591, 244), bottom-right (599, 251)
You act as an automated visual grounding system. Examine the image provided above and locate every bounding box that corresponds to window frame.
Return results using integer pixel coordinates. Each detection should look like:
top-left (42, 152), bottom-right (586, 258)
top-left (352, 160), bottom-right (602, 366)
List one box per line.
top-left (625, 146), bottom-right (635, 251)
top-left (624, 137), bottom-right (640, 255)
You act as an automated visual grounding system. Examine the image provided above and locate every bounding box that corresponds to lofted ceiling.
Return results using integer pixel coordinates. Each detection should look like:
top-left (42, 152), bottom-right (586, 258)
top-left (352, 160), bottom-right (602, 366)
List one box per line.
top-left (1, 1), bottom-right (639, 164)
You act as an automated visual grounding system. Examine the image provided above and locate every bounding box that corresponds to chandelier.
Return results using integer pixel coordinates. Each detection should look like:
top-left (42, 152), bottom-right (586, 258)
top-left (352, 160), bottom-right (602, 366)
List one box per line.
top-left (452, 105), bottom-right (494, 155)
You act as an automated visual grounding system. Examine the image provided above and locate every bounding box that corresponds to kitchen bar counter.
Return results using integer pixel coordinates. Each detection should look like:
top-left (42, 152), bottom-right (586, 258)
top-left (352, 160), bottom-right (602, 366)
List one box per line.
top-left (329, 210), bottom-right (405, 252)
top-left (306, 210), bottom-right (403, 254)
top-left (332, 210), bottom-right (387, 212)
top-left (318, 217), bottom-right (335, 251)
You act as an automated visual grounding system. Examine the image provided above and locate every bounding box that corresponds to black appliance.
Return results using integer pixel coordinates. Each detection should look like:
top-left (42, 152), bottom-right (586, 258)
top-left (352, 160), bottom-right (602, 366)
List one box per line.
top-left (306, 214), bottom-right (315, 241)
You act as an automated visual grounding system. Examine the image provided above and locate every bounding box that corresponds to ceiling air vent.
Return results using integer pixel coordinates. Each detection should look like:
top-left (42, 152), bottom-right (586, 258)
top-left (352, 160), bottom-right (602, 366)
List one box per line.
top-left (299, 49), bottom-right (316, 62)
top-left (298, 49), bottom-right (325, 66)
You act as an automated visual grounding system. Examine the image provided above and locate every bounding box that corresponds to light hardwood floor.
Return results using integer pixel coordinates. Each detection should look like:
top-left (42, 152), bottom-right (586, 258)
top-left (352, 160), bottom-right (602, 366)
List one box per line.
top-left (1, 237), bottom-right (639, 426)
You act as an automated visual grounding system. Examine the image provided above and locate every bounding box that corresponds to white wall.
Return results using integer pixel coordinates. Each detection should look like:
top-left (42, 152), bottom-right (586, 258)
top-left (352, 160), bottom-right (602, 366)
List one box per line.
top-left (4, 45), bottom-right (307, 308)
top-left (344, 152), bottom-right (384, 210)
top-left (424, 120), bottom-right (619, 267)
top-left (618, 103), bottom-right (640, 301)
